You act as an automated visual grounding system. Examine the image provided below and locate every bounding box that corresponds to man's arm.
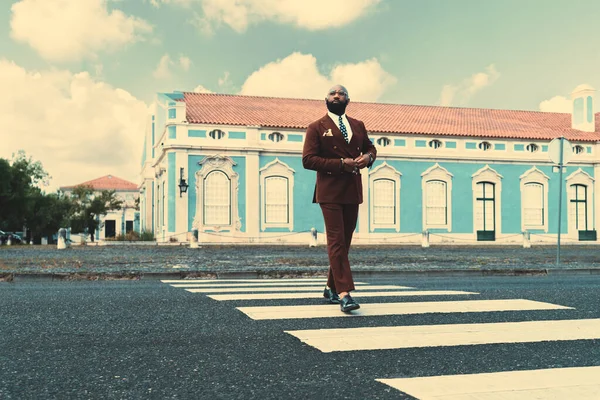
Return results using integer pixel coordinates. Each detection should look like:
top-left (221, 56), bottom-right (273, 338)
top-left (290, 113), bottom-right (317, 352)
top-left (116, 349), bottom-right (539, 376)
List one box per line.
top-left (302, 123), bottom-right (344, 173)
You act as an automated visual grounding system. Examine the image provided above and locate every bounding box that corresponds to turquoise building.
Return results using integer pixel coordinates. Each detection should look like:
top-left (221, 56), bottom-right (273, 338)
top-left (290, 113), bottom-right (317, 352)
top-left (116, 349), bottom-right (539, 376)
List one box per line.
top-left (139, 85), bottom-right (599, 245)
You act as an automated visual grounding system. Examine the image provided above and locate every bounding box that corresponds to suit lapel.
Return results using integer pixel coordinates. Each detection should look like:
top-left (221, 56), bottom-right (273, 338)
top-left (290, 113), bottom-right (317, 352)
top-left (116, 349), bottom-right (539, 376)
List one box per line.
top-left (319, 115), bottom-right (346, 146)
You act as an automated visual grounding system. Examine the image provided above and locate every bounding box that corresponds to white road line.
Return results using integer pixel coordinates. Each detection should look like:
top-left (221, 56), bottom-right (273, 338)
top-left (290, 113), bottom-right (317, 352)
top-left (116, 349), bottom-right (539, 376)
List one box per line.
top-left (185, 285), bottom-right (412, 293)
top-left (161, 279), bottom-right (328, 283)
top-left (169, 281), bottom-right (370, 288)
top-left (208, 290), bottom-right (478, 301)
top-left (376, 366), bottom-right (600, 400)
top-left (239, 299), bottom-right (571, 320)
top-left (286, 318), bottom-right (598, 353)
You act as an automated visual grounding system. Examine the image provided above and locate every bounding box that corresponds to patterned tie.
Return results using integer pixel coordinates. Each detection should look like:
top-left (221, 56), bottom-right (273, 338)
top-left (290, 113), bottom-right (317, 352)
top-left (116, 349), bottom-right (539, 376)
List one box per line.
top-left (338, 116), bottom-right (349, 143)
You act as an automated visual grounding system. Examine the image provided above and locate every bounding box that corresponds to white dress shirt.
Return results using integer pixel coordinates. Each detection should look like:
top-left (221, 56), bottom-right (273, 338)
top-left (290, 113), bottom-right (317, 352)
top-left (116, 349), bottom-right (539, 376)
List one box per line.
top-left (328, 111), bottom-right (353, 143)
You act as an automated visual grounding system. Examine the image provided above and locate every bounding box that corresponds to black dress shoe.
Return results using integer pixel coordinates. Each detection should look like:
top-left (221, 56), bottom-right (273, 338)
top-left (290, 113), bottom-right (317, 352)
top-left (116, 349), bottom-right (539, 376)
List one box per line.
top-left (340, 294), bottom-right (360, 312)
top-left (323, 287), bottom-right (340, 304)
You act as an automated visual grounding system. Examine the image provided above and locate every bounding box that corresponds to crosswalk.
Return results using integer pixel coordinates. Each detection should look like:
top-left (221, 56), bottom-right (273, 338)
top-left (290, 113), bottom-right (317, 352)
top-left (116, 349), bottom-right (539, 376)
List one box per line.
top-left (161, 278), bottom-right (600, 399)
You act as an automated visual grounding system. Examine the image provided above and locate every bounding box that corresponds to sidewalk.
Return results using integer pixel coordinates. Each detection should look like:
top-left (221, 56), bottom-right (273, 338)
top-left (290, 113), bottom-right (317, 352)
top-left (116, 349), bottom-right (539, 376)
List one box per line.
top-left (1, 244), bottom-right (600, 281)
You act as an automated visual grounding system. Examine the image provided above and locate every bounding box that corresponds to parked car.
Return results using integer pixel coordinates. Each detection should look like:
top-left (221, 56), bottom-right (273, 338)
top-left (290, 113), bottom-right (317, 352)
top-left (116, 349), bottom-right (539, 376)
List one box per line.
top-left (0, 230), bottom-right (22, 244)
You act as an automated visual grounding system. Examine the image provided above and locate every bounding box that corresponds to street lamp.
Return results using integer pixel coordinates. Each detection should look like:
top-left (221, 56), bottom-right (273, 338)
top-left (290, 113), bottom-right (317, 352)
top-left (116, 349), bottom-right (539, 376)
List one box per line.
top-left (178, 167), bottom-right (189, 197)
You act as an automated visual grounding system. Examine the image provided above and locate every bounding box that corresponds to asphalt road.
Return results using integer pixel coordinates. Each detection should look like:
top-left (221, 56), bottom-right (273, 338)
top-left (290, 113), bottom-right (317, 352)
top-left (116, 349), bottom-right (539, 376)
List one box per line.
top-left (1, 275), bottom-right (600, 399)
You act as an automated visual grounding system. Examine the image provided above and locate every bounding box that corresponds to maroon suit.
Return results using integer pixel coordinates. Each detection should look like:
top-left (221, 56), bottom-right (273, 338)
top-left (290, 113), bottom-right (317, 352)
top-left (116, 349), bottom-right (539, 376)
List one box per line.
top-left (302, 114), bottom-right (377, 293)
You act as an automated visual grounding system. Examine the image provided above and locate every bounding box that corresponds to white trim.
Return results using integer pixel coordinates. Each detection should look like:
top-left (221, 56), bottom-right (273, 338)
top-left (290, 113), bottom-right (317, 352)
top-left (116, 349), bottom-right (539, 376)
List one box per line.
top-left (519, 166), bottom-right (549, 232)
top-left (472, 165), bottom-right (503, 239)
top-left (193, 155), bottom-right (241, 232)
top-left (421, 163), bottom-right (453, 231)
top-left (369, 162), bottom-right (401, 232)
top-left (260, 158), bottom-right (295, 231)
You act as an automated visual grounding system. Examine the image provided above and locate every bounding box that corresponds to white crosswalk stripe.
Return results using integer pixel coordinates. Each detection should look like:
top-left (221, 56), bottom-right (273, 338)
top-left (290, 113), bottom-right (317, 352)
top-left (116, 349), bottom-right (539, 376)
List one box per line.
top-left (163, 278), bottom-right (597, 398)
top-left (207, 290), bottom-right (477, 301)
top-left (169, 281), bottom-right (371, 288)
top-left (161, 279), bottom-right (329, 283)
top-left (238, 299), bottom-right (570, 320)
top-left (285, 318), bottom-right (600, 352)
top-left (184, 284), bottom-right (410, 293)
top-left (376, 366), bottom-right (600, 400)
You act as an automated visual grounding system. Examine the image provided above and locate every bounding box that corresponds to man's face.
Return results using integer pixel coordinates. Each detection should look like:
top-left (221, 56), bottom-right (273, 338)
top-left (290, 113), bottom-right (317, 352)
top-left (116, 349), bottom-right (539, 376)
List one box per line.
top-left (325, 86), bottom-right (349, 115)
top-left (326, 87), bottom-right (349, 105)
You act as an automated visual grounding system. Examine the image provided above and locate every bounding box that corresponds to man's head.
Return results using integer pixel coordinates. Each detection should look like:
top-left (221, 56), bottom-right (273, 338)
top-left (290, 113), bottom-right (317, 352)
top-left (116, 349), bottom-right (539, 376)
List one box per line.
top-left (325, 84), bottom-right (349, 116)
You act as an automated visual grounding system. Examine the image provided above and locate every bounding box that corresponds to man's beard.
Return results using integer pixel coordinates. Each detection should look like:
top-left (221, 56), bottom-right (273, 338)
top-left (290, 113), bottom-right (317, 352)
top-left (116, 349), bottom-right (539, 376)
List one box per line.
top-left (326, 99), bottom-right (348, 116)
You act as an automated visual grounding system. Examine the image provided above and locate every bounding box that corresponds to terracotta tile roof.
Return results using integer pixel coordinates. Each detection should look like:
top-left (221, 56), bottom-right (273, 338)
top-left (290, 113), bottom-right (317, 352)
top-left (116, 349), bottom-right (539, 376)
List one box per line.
top-left (182, 92), bottom-right (600, 142)
top-left (60, 175), bottom-right (138, 191)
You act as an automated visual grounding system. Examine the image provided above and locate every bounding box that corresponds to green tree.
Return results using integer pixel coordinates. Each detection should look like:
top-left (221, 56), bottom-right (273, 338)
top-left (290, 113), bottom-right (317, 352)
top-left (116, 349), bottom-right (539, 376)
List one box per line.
top-left (68, 186), bottom-right (123, 242)
top-left (26, 189), bottom-right (74, 240)
top-left (0, 151), bottom-right (51, 231)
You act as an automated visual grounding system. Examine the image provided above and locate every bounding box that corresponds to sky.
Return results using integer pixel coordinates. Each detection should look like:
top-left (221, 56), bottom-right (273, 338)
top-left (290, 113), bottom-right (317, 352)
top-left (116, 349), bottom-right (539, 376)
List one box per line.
top-left (1, 0), bottom-right (599, 193)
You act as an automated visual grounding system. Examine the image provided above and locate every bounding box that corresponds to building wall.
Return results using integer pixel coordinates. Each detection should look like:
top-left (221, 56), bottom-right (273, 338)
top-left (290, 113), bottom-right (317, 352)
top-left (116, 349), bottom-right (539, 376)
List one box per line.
top-left (142, 98), bottom-right (599, 245)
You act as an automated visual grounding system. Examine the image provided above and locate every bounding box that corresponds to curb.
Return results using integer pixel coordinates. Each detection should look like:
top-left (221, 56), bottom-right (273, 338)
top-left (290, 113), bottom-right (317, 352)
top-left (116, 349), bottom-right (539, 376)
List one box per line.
top-left (2, 268), bottom-right (600, 282)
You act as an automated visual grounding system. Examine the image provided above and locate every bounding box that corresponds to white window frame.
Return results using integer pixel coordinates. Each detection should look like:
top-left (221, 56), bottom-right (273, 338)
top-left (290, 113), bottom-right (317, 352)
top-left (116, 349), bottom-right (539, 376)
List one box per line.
top-left (566, 168), bottom-right (595, 237)
top-left (259, 158), bottom-right (295, 231)
top-left (369, 162), bottom-right (401, 232)
top-left (520, 166), bottom-right (549, 232)
top-left (472, 165), bottom-right (503, 236)
top-left (193, 155), bottom-right (240, 232)
top-left (421, 163), bottom-right (453, 231)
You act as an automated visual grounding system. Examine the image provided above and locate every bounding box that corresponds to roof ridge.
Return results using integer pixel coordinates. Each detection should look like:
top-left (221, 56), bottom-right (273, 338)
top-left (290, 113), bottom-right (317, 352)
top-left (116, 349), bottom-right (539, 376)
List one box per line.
top-left (181, 91), bottom-right (579, 115)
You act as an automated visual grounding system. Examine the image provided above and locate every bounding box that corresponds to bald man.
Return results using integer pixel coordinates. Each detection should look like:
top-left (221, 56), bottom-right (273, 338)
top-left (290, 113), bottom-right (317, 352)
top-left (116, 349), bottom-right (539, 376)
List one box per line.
top-left (302, 84), bottom-right (377, 312)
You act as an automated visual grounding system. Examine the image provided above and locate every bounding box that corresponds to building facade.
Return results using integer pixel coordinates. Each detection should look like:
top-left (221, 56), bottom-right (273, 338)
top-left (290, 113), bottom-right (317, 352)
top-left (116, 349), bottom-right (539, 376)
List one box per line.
top-left (139, 85), bottom-right (599, 245)
top-left (60, 175), bottom-right (140, 241)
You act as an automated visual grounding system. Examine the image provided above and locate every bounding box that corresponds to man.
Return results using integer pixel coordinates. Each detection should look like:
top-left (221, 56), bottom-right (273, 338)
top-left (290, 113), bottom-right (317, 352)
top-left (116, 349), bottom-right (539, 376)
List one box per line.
top-left (302, 84), bottom-right (377, 312)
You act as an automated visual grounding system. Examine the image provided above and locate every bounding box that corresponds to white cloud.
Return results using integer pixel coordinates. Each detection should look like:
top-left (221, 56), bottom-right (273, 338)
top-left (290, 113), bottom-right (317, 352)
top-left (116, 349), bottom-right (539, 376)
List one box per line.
top-left (155, 0), bottom-right (379, 33)
top-left (10, 0), bottom-right (152, 62)
top-left (179, 56), bottom-right (192, 71)
top-left (0, 60), bottom-right (148, 193)
top-left (239, 52), bottom-right (396, 102)
top-left (193, 84), bottom-right (213, 93)
top-left (153, 54), bottom-right (192, 78)
top-left (539, 95), bottom-right (572, 113)
top-left (439, 64), bottom-right (500, 106)
top-left (153, 54), bottom-right (173, 79)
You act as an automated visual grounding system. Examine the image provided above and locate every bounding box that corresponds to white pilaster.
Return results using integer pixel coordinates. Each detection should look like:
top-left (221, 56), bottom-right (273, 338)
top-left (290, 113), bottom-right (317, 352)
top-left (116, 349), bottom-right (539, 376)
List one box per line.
top-left (246, 151), bottom-right (260, 240)
top-left (359, 170), bottom-right (369, 235)
top-left (176, 151), bottom-right (189, 238)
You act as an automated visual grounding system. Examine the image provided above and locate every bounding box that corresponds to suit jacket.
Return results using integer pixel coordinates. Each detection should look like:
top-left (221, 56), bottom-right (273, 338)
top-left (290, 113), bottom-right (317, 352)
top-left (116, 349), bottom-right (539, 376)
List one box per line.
top-left (302, 114), bottom-right (377, 204)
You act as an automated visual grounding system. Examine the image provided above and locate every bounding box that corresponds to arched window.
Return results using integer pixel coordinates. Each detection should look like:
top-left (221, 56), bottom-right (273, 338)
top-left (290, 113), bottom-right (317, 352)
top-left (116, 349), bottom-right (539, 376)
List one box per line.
top-left (369, 162), bottom-right (401, 232)
top-left (526, 143), bottom-right (539, 152)
top-left (264, 177), bottom-right (288, 223)
top-left (209, 129), bottom-right (226, 140)
top-left (573, 145), bottom-right (584, 154)
top-left (523, 183), bottom-right (544, 226)
top-left (204, 171), bottom-right (230, 225)
top-left (520, 166), bottom-right (549, 232)
top-left (421, 163), bottom-right (453, 231)
top-left (194, 155), bottom-right (240, 232)
top-left (377, 137), bottom-right (391, 147)
top-left (428, 139), bottom-right (443, 149)
top-left (373, 179), bottom-right (396, 224)
top-left (566, 168), bottom-right (595, 238)
top-left (268, 132), bottom-right (284, 142)
top-left (260, 158), bottom-right (295, 231)
top-left (425, 180), bottom-right (447, 225)
top-left (478, 141), bottom-right (491, 151)
top-left (472, 165), bottom-right (503, 241)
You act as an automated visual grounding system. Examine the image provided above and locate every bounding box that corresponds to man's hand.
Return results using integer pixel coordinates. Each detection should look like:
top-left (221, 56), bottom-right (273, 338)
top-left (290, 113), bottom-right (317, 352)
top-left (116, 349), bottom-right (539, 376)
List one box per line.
top-left (342, 158), bottom-right (357, 173)
top-left (354, 153), bottom-right (370, 169)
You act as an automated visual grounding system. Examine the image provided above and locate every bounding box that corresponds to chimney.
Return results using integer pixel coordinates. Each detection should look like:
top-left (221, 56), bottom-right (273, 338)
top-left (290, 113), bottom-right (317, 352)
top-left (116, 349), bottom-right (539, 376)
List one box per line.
top-left (571, 84), bottom-right (596, 132)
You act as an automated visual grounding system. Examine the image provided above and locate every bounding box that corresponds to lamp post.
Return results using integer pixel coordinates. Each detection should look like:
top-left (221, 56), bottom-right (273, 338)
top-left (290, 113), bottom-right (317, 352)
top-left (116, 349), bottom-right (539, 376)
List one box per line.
top-left (178, 167), bottom-right (189, 197)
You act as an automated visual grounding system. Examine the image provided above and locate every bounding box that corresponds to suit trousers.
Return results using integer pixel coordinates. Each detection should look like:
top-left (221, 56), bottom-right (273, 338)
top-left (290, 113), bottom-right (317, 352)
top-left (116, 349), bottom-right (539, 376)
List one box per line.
top-left (319, 203), bottom-right (359, 293)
